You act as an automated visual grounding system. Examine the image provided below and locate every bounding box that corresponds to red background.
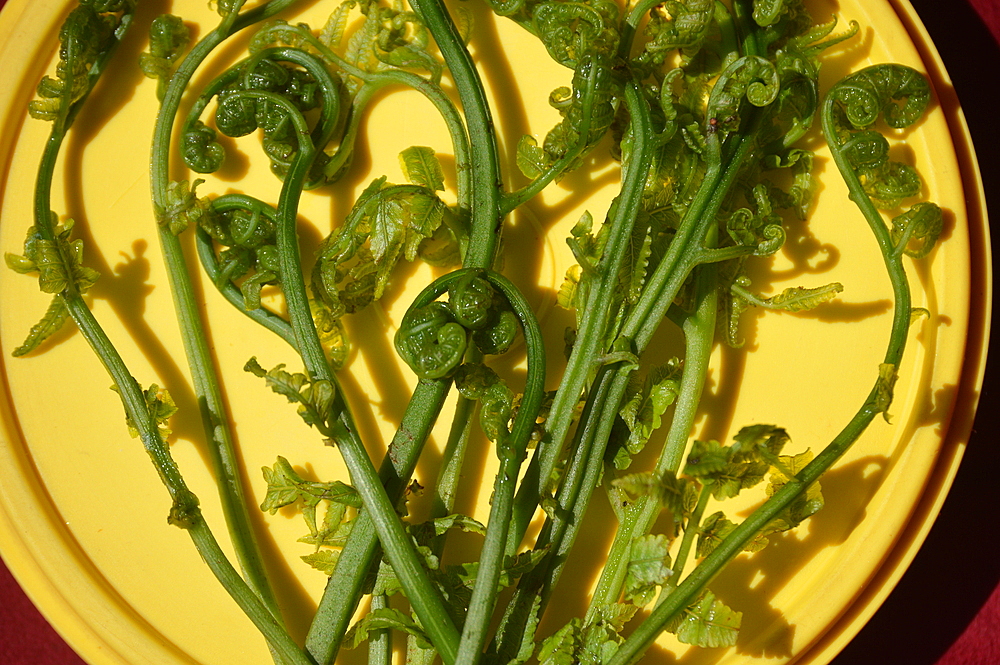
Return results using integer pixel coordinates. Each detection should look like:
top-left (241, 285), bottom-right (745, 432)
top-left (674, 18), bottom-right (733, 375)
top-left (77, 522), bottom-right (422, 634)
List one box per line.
top-left (1, 0), bottom-right (998, 663)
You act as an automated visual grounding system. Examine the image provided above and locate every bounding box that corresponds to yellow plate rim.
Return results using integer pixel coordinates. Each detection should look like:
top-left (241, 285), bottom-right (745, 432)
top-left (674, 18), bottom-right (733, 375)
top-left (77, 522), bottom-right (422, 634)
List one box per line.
top-left (793, 0), bottom-right (993, 661)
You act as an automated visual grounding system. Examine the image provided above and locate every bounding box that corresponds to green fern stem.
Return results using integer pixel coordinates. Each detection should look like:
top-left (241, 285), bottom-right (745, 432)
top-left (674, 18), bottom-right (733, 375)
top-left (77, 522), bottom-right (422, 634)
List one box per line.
top-left (260, 89), bottom-right (462, 663)
top-left (147, 0), bottom-right (304, 626)
top-left (587, 262), bottom-right (718, 612)
top-left (606, 71), bottom-right (921, 665)
top-left (55, 292), bottom-right (314, 665)
top-left (409, 0), bottom-right (504, 269)
top-left (304, 377), bottom-right (451, 664)
top-left (455, 270), bottom-right (547, 664)
top-left (507, 80), bottom-right (656, 548)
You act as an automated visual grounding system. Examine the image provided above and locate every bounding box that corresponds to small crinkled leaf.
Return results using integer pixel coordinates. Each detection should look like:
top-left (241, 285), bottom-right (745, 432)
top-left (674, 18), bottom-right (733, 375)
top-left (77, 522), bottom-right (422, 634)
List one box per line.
top-left (372, 558), bottom-right (403, 597)
top-left (244, 357), bottom-right (339, 434)
top-left (570, 209), bottom-right (594, 238)
top-left (766, 449), bottom-right (824, 528)
top-left (12, 294), bottom-right (70, 357)
top-left (556, 264), bottom-right (583, 311)
top-left (344, 608), bottom-right (432, 650)
top-left (618, 361), bottom-right (681, 464)
top-left (516, 134), bottom-right (551, 180)
top-left (624, 534), bottom-right (673, 606)
top-left (540, 495), bottom-right (560, 521)
top-left (260, 456), bottom-right (361, 516)
top-left (500, 548), bottom-right (550, 587)
top-left (590, 603), bottom-right (639, 633)
top-left (691, 427), bottom-right (786, 494)
top-left (409, 513), bottom-right (487, 545)
top-left (310, 300), bottom-right (350, 370)
top-left (537, 618), bottom-right (582, 665)
top-left (697, 511), bottom-right (771, 558)
top-left (683, 439), bottom-right (730, 478)
top-left (5, 251), bottom-right (37, 274)
top-left (33, 240), bottom-right (70, 291)
top-left (298, 501), bottom-right (352, 547)
top-left (711, 461), bottom-right (769, 500)
top-left (579, 620), bottom-right (620, 665)
top-left (400, 146), bottom-right (445, 191)
top-left (612, 472), bottom-right (661, 501)
top-left (343, 6), bottom-right (381, 76)
top-left (368, 192), bottom-right (407, 287)
top-left (449, 560), bottom-right (478, 588)
top-left (891, 201), bottom-right (942, 259)
top-left (453, 548), bottom-right (545, 596)
top-left (666, 590), bottom-right (742, 648)
top-left (872, 362), bottom-right (898, 422)
top-left (617, 221), bottom-right (653, 304)
top-left (10, 219), bottom-right (100, 296)
top-left (453, 4), bottom-right (474, 42)
top-left (613, 471), bottom-right (693, 519)
top-left (566, 212), bottom-right (606, 271)
top-left (260, 456), bottom-right (305, 512)
top-left (417, 219), bottom-right (461, 267)
top-left (319, 1), bottom-right (353, 48)
top-left (405, 191), bottom-right (447, 261)
top-left (431, 513), bottom-right (487, 537)
top-left (158, 179), bottom-right (213, 235)
top-left (145, 383), bottom-right (178, 437)
top-left (763, 283), bottom-right (843, 312)
top-left (729, 424), bottom-right (789, 463)
top-left (112, 382), bottom-right (177, 440)
top-left (328, 181), bottom-right (448, 303)
top-left (509, 592), bottom-right (542, 664)
top-left (697, 511), bottom-right (737, 559)
top-left (301, 549), bottom-right (340, 575)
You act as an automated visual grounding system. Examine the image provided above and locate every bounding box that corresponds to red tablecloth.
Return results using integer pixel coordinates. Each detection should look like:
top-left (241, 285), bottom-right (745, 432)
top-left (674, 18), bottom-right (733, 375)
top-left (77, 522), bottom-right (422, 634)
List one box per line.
top-left (1, 0), bottom-right (998, 663)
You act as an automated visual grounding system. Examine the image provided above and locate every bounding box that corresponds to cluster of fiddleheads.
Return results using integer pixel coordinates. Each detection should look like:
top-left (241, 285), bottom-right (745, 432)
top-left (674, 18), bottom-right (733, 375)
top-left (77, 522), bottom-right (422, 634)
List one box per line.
top-left (6, 0), bottom-right (948, 663)
top-left (395, 270), bottom-right (520, 380)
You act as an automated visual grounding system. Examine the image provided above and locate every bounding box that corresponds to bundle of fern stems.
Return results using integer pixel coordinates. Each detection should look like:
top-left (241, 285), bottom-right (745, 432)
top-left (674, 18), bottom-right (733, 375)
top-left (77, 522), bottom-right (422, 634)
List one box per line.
top-left (8, 0), bottom-right (944, 662)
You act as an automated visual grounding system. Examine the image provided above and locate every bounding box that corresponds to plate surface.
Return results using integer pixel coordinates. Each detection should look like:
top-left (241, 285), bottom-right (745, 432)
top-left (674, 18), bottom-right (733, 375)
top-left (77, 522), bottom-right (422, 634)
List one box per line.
top-left (0, 0), bottom-right (989, 664)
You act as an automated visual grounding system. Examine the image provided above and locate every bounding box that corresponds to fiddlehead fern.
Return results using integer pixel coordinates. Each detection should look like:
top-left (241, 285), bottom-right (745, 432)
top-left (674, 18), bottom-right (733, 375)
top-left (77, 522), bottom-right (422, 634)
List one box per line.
top-left (706, 55), bottom-right (779, 134)
top-left (824, 64), bottom-right (936, 213)
top-left (449, 272), bottom-right (520, 355)
top-left (29, 0), bottom-right (136, 123)
top-left (532, 0), bottom-right (620, 68)
top-left (199, 194), bottom-right (283, 311)
top-left (140, 14), bottom-right (190, 100)
top-left (395, 301), bottom-right (469, 380)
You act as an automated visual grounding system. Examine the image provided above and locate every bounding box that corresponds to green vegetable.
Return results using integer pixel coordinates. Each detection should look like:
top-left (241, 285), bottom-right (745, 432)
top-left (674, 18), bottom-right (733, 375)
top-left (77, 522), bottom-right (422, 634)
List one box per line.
top-left (8, 0), bottom-right (943, 663)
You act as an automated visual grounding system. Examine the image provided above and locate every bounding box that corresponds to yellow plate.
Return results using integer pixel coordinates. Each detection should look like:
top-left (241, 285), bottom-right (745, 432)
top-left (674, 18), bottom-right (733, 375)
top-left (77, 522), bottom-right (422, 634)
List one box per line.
top-left (0, 0), bottom-right (990, 664)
